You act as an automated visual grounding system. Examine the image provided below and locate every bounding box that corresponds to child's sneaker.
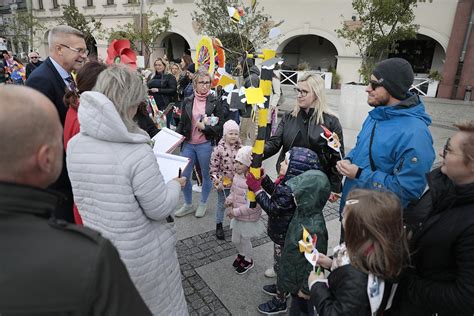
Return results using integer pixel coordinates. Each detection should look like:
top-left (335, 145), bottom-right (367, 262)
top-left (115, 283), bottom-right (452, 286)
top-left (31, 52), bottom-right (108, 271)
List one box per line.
top-left (262, 284), bottom-right (290, 298)
top-left (232, 254), bottom-right (244, 268)
top-left (235, 258), bottom-right (254, 275)
top-left (264, 266), bottom-right (276, 278)
top-left (257, 297), bottom-right (287, 315)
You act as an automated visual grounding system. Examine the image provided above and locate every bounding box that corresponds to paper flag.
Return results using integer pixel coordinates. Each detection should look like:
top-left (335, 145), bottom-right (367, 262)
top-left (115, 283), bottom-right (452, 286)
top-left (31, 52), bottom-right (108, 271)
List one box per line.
top-left (227, 6), bottom-right (241, 23)
top-left (262, 57), bottom-right (284, 70)
top-left (217, 73), bottom-right (237, 87)
top-left (245, 87), bottom-right (266, 104)
top-left (269, 27), bottom-right (281, 39)
top-left (298, 226), bottom-right (319, 268)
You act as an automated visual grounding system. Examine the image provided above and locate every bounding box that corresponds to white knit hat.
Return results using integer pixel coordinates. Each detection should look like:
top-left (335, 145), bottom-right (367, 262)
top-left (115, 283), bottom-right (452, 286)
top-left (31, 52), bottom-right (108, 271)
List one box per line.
top-left (223, 119), bottom-right (239, 136)
top-left (235, 146), bottom-right (253, 167)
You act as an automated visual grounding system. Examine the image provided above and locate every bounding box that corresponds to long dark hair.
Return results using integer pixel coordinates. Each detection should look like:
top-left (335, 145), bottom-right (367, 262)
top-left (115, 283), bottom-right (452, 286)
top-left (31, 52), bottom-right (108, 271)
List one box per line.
top-left (63, 61), bottom-right (107, 108)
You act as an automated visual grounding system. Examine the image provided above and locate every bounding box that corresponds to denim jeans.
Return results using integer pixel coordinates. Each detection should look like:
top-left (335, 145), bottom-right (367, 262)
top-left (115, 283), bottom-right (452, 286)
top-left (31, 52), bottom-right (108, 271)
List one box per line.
top-left (181, 141), bottom-right (213, 204)
top-left (215, 188), bottom-right (231, 224)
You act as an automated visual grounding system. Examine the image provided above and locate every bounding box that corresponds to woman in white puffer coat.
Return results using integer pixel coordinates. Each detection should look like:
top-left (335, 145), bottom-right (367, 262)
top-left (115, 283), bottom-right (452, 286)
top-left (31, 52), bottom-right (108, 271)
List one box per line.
top-left (66, 64), bottom-right (188, 315)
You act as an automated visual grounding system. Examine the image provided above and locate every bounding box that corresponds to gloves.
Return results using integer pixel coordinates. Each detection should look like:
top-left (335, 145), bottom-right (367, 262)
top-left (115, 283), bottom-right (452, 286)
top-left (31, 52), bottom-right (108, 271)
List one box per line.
top-left (246, 170), bottom-right (263, 192)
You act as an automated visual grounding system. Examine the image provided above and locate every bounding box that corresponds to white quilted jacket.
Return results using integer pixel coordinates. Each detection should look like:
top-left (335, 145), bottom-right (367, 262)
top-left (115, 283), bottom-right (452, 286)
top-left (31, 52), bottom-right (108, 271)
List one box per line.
top-left (66, 91), bottom-right (188, 315)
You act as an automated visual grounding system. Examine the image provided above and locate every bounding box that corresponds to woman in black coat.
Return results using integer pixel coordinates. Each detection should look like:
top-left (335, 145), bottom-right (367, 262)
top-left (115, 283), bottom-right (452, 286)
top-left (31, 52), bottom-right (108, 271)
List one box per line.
top-left (264, 72), bottom-right (344, 198)
top-left (390, 120), bottom-right (474, 316)
top-left (147, 57), bottom-right (177, 128)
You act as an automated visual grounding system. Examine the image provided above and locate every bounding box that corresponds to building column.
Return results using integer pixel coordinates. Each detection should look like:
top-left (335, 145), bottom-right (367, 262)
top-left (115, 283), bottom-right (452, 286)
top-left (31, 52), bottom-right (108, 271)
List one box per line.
top-left (438, 0), bottom-right (473, 99)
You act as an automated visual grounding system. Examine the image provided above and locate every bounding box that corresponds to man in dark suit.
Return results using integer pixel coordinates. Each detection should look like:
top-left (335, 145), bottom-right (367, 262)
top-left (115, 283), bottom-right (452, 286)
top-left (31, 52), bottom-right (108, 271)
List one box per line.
top-left (26, 25), bottom-right (88, 223)
top-left (0, 85), bottom-right (152, 315)
top-left (25, 51), bottom-right (43, 79)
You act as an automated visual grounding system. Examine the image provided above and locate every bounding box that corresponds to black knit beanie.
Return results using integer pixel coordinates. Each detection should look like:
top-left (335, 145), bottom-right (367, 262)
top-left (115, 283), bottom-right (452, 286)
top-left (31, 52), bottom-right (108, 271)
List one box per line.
top-left (372, 58), bottom-right (414, 100)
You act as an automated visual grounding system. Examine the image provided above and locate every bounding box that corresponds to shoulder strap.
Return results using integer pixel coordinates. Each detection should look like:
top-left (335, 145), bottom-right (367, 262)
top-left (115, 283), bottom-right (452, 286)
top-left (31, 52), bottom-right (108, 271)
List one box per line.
top-left (369, 123), bottom-right (377, 171)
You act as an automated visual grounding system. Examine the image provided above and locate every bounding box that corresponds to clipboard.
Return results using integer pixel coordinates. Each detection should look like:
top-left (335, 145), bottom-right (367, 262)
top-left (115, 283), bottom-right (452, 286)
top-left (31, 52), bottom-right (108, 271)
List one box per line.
top-left (152, 127), bottom-right (185, 154)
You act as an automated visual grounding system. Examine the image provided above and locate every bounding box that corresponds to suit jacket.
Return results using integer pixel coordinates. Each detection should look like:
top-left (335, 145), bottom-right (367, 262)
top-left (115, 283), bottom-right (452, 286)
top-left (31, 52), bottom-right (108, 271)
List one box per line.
top-left (25, 57), bottom-right (74, 222)
top-left (26, 57), bottom-right (68, 124)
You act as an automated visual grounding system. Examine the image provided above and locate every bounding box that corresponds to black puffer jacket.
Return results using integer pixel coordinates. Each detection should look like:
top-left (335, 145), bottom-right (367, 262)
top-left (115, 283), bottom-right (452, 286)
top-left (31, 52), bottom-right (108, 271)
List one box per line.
top-left (264, 110), bottom-right (344, 193)
top-left (311, 265), bottom-right (370, 316)
top-left (176, 94), bottom-right (224, 145)
top-left (255, 147), bottom-right (320, 245)
top-left (147, 72), bottom-right (177, 110)
top-left (256, 175), bottom-right (296, 245)
top-left (389, 168), bottom-right (474, 316)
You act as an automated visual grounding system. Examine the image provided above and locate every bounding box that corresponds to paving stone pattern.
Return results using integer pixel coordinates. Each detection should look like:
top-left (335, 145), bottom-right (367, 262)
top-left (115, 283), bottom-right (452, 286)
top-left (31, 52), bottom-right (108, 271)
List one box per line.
top-left (177, 201), bottom-right (340, 315)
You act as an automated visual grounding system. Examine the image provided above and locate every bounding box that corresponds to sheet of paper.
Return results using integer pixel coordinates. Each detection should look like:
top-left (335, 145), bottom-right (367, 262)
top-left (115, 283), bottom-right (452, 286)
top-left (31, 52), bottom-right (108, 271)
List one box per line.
top-left (152, 127), bottom-right (185, 154)
top-left (155, 152), bottom-right (190, 183)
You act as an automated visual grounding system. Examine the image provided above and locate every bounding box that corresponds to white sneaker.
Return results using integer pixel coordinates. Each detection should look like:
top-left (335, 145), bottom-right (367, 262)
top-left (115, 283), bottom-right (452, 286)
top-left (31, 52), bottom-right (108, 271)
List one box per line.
top-left (175, 204), bottom-right (194, 217)
top-left (264, 267), bottom-right (276, 278)
top-left (192, 184), bottom-right (202, 192)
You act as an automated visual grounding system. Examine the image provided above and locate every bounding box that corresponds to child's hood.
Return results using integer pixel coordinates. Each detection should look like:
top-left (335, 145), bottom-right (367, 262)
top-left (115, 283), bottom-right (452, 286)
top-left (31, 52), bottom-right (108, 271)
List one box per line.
top-left (286, 170), bottom-right (330, 214)
top-left (283, 147), bottom-right (321, 182)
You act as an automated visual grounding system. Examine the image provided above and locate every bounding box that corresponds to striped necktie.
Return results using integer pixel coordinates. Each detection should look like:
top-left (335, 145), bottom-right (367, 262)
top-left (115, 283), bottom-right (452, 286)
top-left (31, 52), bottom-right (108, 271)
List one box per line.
top-left (65, 76), bottom-right (77, 92)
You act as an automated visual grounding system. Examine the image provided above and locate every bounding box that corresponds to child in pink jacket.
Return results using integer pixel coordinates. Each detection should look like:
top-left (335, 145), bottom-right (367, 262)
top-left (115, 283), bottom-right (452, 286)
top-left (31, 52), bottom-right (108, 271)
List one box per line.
top-left (225, 146), bottom-right (265, 275)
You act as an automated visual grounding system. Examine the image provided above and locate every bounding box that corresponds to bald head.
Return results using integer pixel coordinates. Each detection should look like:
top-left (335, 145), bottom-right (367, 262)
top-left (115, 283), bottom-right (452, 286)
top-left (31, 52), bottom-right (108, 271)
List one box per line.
top-left (0, 86), bottom-right (63, 187)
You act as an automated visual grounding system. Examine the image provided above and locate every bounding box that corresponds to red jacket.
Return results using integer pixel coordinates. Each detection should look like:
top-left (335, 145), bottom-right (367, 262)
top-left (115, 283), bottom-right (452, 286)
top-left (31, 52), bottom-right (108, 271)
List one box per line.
top-left (63, 106), bottom-right (83, 225)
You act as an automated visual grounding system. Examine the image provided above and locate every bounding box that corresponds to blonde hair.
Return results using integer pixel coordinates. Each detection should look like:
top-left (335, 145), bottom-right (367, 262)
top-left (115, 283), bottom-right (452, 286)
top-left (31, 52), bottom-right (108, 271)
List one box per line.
top-left (153, 57), bottom-right (169, 74)
top-left (344, 189), bottom-right (409, 279)
top-left (93, 64), bottom-right (147, 133)
top-left (291, 72), bottom-right (335, 124)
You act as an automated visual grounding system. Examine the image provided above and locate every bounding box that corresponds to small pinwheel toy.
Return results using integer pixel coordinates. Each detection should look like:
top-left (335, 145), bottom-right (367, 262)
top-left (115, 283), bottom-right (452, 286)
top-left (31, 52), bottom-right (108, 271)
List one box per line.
top-left (298, 226), bottom-right (319, 272)
top-left (105, 39), bottom-right (137, 70)
top-left (320, 125), bottom-right (343, 160)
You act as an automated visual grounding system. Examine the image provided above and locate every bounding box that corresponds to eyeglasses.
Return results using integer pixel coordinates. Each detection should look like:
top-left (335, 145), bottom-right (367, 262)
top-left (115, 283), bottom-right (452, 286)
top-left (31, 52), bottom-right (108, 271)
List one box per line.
top-left (197, 81), bottom-right (211, 86)
top-left (59, 44), bottom-right (89, 56)
top-left (369, 79), bottom-right (384, 90)
top-left (30, 56), bottom-right (39, 59)
top-left (294, 87), bottom-right (309, 97)
top-left (442, 138), bottom-right (464, 159)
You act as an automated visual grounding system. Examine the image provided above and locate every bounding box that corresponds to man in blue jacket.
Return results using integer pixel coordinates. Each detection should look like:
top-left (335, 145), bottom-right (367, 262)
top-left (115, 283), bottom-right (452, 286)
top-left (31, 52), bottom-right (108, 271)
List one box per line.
top-left (337, 58), bottom-right (435, 227)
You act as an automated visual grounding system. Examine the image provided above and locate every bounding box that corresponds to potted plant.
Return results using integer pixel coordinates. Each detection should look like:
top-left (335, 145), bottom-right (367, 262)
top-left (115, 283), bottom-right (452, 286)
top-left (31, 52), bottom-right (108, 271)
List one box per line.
top-left (331, 69), bottom-right (341, 89)
top-left (427, 69), bottom-right (442, 97)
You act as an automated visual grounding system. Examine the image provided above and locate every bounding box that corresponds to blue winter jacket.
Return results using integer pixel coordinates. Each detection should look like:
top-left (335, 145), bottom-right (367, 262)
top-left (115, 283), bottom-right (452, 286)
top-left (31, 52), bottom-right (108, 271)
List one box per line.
top-left (340, 94), bottom-right (435, 213)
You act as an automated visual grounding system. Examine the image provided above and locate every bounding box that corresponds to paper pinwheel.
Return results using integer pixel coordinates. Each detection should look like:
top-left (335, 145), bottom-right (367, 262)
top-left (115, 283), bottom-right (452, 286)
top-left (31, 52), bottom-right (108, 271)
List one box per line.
top-left (298, 226), bottom-right (319, 270)
top-left (320, 125), bottom-right (343, 160)
top-left (105, 39), bottom-right (137, 70)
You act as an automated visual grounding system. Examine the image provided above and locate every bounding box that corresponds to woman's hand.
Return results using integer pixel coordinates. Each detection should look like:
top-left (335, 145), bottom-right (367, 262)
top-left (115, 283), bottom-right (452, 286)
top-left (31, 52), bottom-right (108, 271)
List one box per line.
top-left (328, 192), bottom-right (341, 203)
top-left (317, 253), bottom-right (333, 270)
top-left (149, 88), bottom-right (159, 93)
top-left (297, 290), bottom-right (310, 300)
top-left (173, 177), bottom-right (186, 187)
top-left (308, 270), bottom-right (326, 290)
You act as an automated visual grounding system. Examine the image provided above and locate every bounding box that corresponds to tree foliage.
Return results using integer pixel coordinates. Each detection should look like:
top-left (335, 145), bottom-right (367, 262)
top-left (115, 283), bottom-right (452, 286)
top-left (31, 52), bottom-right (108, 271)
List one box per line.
top-left (5, 11), bottom-right (45, 53)
top-left (191, 0), bottom-right (283, 65)
top-left (109, 8), bottom-right (176, 67)
top-left (336, 0), bottom-right (420, 82)
top-left (59, 5), bottom-right (104, 57)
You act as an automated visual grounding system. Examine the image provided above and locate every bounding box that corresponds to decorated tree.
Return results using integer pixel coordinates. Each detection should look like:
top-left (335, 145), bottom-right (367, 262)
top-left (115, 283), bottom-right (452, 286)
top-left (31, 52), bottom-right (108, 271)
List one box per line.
top-left (59, 5), bottom-right (104, 58)
top-left (336, 0), bottom-right (420, 82)
top-left (191, 0), bottom-right (283, 66)
top-left (109, 8), bottom-right (176, 67)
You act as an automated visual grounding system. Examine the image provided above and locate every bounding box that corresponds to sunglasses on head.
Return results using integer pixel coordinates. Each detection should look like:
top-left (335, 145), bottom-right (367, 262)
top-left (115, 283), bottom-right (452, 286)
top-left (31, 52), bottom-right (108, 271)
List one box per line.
top-left (369, 79), bottom-right (384, 90)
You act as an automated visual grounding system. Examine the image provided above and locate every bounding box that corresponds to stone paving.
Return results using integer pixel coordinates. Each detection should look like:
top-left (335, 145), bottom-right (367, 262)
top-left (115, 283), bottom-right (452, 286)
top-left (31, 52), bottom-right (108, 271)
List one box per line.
top-left (176, 193), bottom-right (340, 315)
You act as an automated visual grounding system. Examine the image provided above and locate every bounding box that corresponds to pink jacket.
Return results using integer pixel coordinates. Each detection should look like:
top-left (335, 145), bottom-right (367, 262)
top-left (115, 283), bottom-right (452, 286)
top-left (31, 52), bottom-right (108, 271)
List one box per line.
top-left (226, 173), bottom-right (262, 222)
top-left (210, 138), bottom-right (241, 188)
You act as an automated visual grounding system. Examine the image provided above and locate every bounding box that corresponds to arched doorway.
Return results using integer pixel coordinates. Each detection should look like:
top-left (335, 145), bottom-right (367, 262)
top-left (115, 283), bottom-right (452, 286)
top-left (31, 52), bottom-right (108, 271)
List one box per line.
top-left (279, 35), bottom-right (338, 71)
top-left (389, 34), bottom-right (446, 74)
top-left (160, 32), bottom-right (190, 63)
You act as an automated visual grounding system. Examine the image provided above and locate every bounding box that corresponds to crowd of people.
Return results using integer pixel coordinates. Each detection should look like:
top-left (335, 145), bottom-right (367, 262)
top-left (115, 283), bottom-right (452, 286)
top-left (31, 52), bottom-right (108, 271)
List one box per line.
top-left (0, 24), bottom-right (473, 316)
